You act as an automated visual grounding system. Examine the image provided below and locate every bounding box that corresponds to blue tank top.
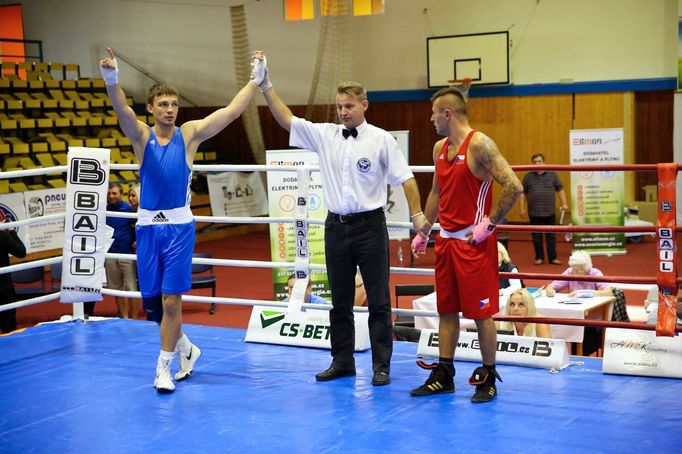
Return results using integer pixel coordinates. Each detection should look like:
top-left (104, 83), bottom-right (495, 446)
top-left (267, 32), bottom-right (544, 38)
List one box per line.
top-left (139, 127), bottom-right (192, 211)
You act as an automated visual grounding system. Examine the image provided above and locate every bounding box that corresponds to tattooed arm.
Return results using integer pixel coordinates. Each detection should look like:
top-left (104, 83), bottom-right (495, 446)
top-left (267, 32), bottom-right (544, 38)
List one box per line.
top-left (470, 133), bottom-right (523, 225)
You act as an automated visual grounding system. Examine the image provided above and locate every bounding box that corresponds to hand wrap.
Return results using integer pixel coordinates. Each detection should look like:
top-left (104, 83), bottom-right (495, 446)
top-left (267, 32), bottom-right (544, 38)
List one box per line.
top-left (100, 58), bottom-right (119, 86)
top-left (471, 216), bottom-right (495, 244)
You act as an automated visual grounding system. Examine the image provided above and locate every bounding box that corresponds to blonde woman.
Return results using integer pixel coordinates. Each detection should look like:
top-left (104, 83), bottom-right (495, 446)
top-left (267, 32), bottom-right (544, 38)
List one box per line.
top-left (497, 242), bottom-right (522, 292)
top-left (498, 289), bottom-right (552, 338)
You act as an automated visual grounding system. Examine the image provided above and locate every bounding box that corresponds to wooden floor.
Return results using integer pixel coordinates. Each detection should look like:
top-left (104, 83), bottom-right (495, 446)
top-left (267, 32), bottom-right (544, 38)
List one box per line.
top-left (13, 230), bottom-right (675, 331)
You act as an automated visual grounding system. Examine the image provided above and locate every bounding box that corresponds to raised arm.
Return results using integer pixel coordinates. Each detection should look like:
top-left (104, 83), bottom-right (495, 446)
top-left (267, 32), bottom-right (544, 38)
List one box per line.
top-left (183, 80), bottom-right (259, 145)
top-left (260, 68), bottom-right (293, 131)
top-left (100, 48), bottom-right (147, 146)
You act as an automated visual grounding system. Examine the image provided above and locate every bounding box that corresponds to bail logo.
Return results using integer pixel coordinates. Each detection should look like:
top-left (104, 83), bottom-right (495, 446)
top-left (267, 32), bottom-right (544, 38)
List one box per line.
top-left (70, 158), bottom-right (106, 185)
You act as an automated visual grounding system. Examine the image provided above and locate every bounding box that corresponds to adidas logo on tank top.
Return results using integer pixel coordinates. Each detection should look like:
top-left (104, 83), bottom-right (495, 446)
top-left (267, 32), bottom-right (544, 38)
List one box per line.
top-left (152, 212), bottom-right (169, 223)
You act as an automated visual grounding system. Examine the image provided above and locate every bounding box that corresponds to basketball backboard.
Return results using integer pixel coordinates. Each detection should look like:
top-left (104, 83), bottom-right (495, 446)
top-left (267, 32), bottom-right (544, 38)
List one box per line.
top-left (427, 31), bottom-right (509, 88)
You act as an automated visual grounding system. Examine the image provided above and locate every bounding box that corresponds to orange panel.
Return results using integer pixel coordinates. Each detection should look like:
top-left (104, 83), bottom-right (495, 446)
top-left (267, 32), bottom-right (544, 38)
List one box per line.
top-left (284, 0), bottom-right (302, 21)
top-left (0, 5), bottom-right (25, 78)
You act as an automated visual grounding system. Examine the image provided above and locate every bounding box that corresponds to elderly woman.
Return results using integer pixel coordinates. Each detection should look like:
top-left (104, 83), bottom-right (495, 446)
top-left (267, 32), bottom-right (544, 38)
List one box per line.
top-left (498, 289), bottom-right (551, 338)
top-left (545, 250), bottom-right (611, 297)
top-left (497, 242), bottom-right (522, 293)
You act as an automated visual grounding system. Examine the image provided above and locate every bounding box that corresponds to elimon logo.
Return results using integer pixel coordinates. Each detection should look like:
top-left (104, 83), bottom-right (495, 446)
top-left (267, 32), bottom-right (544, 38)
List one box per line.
top-left (260, 311), bottom-right (286, 328)
top-left (572, 138), bottom-right (602, 145)
top-left (269, 160), bottom-right (305, 166)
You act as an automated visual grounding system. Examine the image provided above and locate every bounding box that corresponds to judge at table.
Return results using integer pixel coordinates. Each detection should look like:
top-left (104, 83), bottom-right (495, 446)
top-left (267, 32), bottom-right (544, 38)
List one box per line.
top-left (545, 250), bottom-right (612, 298)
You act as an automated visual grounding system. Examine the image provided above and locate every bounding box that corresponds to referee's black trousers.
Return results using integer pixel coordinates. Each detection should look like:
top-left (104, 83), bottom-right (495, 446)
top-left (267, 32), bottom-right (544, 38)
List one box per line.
top-left (324, 209), bottom-right (392, 373)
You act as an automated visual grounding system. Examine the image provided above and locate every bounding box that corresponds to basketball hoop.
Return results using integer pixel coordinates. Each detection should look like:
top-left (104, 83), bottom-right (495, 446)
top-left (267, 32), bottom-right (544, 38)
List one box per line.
top-left (446, 77), bottom-right (473, 100)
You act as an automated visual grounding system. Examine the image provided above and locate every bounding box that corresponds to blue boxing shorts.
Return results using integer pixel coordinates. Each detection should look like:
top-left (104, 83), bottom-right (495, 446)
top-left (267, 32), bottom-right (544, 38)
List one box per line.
top-left (136, 220), bottom-right (196, 297)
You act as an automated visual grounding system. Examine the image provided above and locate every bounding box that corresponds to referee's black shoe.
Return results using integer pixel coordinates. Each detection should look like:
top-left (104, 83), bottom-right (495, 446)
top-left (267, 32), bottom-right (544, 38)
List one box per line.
top-left (315, 366), bottom-right (356, 381)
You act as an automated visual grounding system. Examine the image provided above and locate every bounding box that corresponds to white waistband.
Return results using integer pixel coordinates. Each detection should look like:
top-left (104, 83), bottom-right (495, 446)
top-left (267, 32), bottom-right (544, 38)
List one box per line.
top-left (439, 225), bottom-right (474, 240)
top-left (137, 206), bottom-right (193, 225)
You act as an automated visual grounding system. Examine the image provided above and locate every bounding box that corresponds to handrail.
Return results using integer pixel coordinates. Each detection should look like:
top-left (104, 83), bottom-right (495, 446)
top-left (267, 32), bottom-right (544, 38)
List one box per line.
top-left (113, 49), bottom-right (199, 107)
top-left (0, 37), bottom-right (43, 62)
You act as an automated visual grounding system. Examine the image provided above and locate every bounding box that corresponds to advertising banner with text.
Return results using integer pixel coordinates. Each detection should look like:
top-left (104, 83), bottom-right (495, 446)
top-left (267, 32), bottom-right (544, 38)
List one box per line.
top-left (569, 128), bottom-right (625, 254)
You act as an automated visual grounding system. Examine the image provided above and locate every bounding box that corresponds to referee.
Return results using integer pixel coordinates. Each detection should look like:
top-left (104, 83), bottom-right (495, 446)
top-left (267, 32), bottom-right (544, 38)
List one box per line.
top-left (259, 69), bottom-right (429, 386)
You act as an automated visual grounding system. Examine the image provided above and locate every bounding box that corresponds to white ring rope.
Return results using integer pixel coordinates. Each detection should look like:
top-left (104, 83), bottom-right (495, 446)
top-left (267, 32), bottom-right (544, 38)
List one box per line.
top-left (0, 160), bottom-right (660, 321)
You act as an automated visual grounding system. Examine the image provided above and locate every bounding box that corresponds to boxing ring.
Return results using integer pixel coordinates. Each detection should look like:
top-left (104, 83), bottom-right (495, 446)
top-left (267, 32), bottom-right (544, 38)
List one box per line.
top-left (0, 160), bottom-right (681, 452)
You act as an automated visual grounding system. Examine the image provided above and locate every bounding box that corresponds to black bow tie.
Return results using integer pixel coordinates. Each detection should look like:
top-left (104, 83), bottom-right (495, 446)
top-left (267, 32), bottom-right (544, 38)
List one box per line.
top-left (342, 128), bottom-right (358, 139)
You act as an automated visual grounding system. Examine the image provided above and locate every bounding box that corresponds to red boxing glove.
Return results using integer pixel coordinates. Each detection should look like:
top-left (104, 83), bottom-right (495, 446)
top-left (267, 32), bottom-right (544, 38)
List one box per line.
top-left (471, 217), bottom-right (496, 244)
top-left (411, 233), bottom-right (428, 255)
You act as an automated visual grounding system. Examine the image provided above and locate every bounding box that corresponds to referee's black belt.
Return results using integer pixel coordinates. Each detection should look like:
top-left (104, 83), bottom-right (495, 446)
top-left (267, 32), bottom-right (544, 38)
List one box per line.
top-left (327, 207), bottom-right (383, 223)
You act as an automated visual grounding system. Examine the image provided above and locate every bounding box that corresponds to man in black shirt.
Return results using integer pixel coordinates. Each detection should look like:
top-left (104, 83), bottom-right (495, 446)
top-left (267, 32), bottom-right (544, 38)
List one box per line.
top-left (519, 153), bottom-right (568, 265)
top-left (0, 226), bottom-right (27, 333)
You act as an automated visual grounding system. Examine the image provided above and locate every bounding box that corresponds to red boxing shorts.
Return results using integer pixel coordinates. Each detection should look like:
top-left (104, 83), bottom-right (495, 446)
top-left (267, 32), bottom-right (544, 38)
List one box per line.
top-left (434, 234), bottom-right (499, 319)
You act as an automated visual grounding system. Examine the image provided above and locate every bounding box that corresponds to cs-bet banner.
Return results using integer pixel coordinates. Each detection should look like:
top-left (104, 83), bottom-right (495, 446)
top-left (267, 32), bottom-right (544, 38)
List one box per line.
top-left (60, 147), bottom-right (110, 303)
top-left (569, 128), bottom-right (625, 255)
top-left (245, 306), bottom-right (370, 351)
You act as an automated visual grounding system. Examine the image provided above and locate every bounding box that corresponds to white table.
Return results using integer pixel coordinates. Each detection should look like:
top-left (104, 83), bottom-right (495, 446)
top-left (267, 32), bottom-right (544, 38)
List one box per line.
top-left (413, 292), bottom-right (614, 346)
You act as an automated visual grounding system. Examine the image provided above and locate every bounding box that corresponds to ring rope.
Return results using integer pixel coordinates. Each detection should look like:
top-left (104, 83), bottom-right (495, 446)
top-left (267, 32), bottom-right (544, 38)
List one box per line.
top-left (0, 160), bottom-right (677, 334)
top-left (493, 315), bottom-right (682, 333)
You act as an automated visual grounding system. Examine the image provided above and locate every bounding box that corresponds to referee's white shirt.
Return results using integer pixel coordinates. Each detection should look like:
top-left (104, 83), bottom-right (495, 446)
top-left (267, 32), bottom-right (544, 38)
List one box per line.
top-left (290, 116), bottom-right (414, 215)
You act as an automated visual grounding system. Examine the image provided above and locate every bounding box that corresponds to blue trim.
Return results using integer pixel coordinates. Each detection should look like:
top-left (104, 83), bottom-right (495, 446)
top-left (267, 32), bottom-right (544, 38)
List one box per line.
top-left (368, 77), bottom-right (677, 102)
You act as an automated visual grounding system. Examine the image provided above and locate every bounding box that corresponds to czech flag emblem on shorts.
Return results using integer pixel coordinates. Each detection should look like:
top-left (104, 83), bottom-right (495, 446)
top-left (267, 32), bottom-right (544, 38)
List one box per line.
top-left (479, 298), bottom-right (490, 309)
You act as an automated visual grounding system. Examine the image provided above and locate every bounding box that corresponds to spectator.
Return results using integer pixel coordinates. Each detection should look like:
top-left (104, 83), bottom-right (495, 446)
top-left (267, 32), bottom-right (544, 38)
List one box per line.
top-left (284, 272), bottom-right (367, 307)
top-left (105, 182), bottom-right (139, 318)
top-left (519, 153), bottom-right (568, 265)
top-left (545, 250), bottom-right (612, 297)
top-left (498, 289), bottom-right (551, 338)
top-left (353, 271), bottom-right (368, 307)
top-left (128, 184), bottom-right (140, 212)
top-left (646, 286), bottom-right (682, 326)
top-left (284, 274), bottom-right (328, 306)
top-left (0, 225), bottom-right (27, 333)
top-left (497, 242), bottom-right (522, 293)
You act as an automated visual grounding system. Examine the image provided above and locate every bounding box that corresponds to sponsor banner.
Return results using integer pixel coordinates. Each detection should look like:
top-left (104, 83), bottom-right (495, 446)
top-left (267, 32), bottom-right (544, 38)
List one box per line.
top-left (0, 193), bottom-right (28, 243)
top-left (569, 128), bottom-right (625, 254)
top-left (207, 171), bottom-right (267, 217)
top-left (603, 328), bottom-right (682, 378)
top-left (386, 130), bottom-right (410, 240)
top-left (266, 150), bottom-right (329, 301)
top-left (60, 147), bottom-right (110, 303)
top-left (417, 329), bottom-right (570, 370)
top-left (655, 164), bottom-right (678, 336)
top-left (245, 306), bottom-right (370, 351)
top-left (24, 188), bottom-right (66, 253)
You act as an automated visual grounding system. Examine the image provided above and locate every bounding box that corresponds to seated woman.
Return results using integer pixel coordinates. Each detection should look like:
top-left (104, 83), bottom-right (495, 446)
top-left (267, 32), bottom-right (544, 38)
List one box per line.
top-left (498, 289), bottom-right (552, 338)
top-left (497, 241), bottom-right (522, 294)
top-left (545, 250), bottom-right (611, 297)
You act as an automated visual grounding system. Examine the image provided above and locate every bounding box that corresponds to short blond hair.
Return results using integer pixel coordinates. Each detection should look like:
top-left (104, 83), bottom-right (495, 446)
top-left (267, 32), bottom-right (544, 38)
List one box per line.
top-left (337, 81), bottom-right (367, 101)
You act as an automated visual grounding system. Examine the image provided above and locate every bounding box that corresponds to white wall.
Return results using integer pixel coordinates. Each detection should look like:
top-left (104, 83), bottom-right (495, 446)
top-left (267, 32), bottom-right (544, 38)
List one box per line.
top-left (1, 0), bottom-right (678, 105)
